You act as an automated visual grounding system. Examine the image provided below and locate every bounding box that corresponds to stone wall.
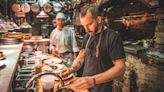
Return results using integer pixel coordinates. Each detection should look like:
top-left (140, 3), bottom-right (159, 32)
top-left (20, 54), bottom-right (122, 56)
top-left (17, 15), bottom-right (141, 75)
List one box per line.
top-left (122, 53), bottom-right (164, 92)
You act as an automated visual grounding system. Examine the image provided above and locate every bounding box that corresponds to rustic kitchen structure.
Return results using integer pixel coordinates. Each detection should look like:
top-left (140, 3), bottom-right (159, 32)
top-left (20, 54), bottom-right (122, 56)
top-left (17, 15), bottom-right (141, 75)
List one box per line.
top-left (0, 0), bottom-right (164, 92)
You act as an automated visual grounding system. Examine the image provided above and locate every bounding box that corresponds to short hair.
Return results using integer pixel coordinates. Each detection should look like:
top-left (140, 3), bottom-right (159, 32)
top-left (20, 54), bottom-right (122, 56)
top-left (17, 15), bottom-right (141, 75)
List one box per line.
top-left (80, 4), bottom-right (100, 19)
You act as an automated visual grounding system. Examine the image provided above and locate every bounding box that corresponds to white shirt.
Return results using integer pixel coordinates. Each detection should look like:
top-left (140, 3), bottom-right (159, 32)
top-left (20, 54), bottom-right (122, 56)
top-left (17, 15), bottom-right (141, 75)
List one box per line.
top-left (50, 26), bottom-right (79, 53)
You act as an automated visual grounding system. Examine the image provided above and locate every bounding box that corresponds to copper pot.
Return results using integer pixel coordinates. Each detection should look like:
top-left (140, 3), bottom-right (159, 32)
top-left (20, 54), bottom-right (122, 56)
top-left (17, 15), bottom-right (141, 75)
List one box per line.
top-left (16, 11), bottom-right (25, 17)
top-left (43, 3), bottom-right (52, 13)
top-left (31, 3), bottom-right (40, 13)
top-left (52, 1), bottom-right (63, 12)
top-left (38, 0), bottom-right (49, 7)
top-left (12, 3), bottom-right (21, 13)
top-left (21, 3), bottom-right (31, 13)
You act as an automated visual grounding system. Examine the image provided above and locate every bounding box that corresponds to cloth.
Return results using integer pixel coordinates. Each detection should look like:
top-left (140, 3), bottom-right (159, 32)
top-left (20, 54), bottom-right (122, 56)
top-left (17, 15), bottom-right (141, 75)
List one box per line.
top-left (81, 29), bottom-right (125, 92)
top-left (50, 26), bottom-right (79, 54)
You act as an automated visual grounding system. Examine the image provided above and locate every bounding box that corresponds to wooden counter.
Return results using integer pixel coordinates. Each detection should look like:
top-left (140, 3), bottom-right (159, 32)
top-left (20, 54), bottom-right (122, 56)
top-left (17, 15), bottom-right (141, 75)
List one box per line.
top-left (0, 43), bottom-right (23, 92)
top-left (23, 39), bottom-right (49, 43)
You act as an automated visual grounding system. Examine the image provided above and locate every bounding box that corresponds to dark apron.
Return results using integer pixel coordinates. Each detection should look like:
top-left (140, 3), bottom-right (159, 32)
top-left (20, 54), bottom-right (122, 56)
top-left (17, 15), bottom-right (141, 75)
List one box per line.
top-left (82, 34), bottom-right (113, 92)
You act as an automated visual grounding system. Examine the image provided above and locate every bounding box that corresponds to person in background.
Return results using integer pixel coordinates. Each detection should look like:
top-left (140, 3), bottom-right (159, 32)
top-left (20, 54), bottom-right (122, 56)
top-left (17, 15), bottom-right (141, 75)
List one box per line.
top-left (61, 4), bottom-right (126, 92)
top-left (50, 12), bottom-right (79, 66)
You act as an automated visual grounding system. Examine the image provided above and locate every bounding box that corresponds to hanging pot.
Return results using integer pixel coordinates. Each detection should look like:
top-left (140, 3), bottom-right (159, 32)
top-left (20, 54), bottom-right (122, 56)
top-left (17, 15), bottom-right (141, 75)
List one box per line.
top-left (38, 0), bottom-right (50, 7)
top-left (43, 3), bottom-right (52, 13)
top-left (12, 3), bottom-right (21, 13)
top-left (63, 1), bottom-right (72, 11)
top-left (31, 3), bottom-right (40, 13)
top-left (21, 3), bottom-right (31, 13)
top-left (52, 1), bottom-right (63, 12)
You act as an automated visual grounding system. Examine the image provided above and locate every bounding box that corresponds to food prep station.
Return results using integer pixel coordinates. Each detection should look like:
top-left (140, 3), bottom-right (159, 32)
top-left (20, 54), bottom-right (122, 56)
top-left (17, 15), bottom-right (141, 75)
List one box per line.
top-left (0, 0), bottom-right (164, 92)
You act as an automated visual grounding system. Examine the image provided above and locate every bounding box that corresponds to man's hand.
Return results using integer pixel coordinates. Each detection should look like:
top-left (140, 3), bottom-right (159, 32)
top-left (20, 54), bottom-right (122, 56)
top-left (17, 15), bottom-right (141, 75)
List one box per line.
top-left (61, 49), bottom-right (87, 77)
top-left (50, 47), bottom-right (60, 57)
top-left (60, 67), bottom-right (75, 77)
top-left (72, 76), bottom-right (95, 91)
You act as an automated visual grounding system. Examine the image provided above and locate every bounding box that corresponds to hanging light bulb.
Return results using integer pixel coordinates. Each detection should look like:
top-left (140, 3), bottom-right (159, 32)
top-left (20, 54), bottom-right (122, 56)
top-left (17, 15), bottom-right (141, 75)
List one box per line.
top-left (1, 16), bottom-right (19, 31)
top-left (36, 10), bottom-right (49, 18)
top-left (9, 21), bottom-right (20, 30)
top-left (8, 18), bottom-right (20, 30)
top-left (20, 18), bottom-right (32, 29)
top-left (20, 21), bottom-right (32, 29)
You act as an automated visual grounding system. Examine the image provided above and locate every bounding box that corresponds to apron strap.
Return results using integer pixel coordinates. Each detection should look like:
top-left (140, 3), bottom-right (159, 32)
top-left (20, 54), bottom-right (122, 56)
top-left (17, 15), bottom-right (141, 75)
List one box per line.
top-left (96, 31), bottom-right (103, 58)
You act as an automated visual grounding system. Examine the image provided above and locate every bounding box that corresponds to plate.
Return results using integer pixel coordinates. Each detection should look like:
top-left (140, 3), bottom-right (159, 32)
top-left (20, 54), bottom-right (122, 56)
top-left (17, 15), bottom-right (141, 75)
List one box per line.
top-left (42, 65), bottom-right (53, 72)
top-left (44, 58), bottom-right (62, 65)
top-left (53, 58), bottom-right (62, 64)
top-left (51, 64), bottom-right (64, 73)
top-left (53, 64), bottom-right (64, 70)
top-left (39, 55), bottom-right (50, 60)
top-left (43, 64), bottom-right (64, 73)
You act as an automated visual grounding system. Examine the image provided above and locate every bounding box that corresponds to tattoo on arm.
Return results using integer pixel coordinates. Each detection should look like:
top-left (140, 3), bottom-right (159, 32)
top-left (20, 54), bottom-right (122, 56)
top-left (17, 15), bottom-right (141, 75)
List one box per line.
top-left (79, 61), bottom-right (82, 67)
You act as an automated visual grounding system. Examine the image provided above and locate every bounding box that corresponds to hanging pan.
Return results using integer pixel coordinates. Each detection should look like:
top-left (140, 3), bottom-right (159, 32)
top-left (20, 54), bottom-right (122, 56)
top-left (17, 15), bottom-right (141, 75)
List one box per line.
top-left (31, 3), bottom-right (40, 13)
top-left (43, 3), bottom-right (52, 13)
top-left (12, 3), bottom-right (21, 13)
top-left (21, 3), bottom-right (31, 13)
top-left (52, 1), bottom-right (63, 13)
top-left (38, 0), bottom-right (50, 7)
